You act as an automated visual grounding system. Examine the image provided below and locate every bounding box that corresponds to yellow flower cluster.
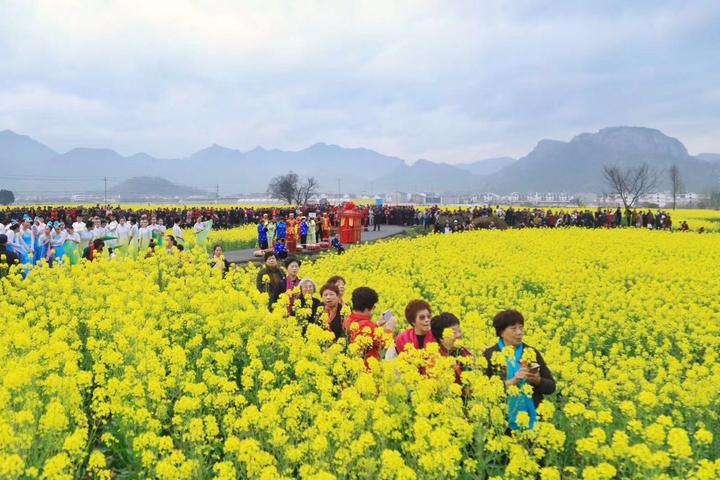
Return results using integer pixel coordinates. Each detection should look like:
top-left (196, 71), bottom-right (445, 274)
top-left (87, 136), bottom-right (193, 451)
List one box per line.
top-left (183, 224), bottom-right (259, 250)
top-left (1, 227), bottom-right (719, 479)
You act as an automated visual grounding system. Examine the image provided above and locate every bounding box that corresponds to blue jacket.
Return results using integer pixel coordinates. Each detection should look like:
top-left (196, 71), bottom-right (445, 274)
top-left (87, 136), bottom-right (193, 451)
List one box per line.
top-left (257, 223), bottom-right (268, 242)
top-left (300, 221), bottom-right (308, 235)
top-left (276, 221), bottom-right (287, 239)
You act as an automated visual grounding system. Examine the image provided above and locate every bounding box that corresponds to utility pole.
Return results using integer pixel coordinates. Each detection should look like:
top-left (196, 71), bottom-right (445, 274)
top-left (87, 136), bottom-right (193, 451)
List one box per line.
top-left (337, 178), bottom-right (341, 199)
top-left (104, 176), bottom-right (107, 205)
top-left (216, 183), bottom-right (220, 203)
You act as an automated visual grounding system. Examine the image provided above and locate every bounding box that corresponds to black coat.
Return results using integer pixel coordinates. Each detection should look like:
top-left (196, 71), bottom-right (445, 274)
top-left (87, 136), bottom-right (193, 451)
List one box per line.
top-left (0, 245), bottom-right (20, 272)
top-left (482, 342), bottom-right (556, 408)
top-left (256, 266), bottom-right (287, 306)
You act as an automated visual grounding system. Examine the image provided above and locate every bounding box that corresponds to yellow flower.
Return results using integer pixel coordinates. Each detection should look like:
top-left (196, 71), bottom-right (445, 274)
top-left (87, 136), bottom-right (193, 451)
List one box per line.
top-left (694, 428), bottom-right (713, 445)
top-left (2, 218), bottom-right (720, 479)
top-left (516, 411), bottom-right (530, 428)
top-left (667, 427), bottom-right (693, 458)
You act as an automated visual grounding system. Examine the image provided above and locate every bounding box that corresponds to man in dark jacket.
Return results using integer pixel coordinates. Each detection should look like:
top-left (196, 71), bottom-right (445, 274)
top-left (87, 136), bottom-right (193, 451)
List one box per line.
top-left (255, 252), bottom-right (287, 308)
top-left (0, 234), bottom-right (21, 276)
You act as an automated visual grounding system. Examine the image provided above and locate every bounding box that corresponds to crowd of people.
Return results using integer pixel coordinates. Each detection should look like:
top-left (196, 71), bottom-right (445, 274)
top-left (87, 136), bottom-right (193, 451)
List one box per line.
top-left (425, 205), bottom-right (686, 232)
top-left (0, 204), bottom-right (416, 232)
top-left (0, 211), bottom-right (205, 270)
top-left (254, 251), bottom-right (556, 432)
top-left (0, 202), bottom-right (703, 273)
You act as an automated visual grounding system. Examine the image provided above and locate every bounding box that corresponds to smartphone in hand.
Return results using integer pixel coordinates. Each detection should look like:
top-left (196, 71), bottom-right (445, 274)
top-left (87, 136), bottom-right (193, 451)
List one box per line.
top-left (380, 310), bottom-right (397, 330)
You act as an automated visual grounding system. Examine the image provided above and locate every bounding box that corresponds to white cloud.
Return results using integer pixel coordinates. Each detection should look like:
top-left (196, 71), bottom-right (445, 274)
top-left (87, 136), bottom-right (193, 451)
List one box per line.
top-left (0, 0), bottom-right (719, 160)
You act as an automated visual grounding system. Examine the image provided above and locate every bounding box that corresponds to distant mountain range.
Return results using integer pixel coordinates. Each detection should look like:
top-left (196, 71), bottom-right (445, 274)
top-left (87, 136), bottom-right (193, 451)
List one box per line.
top-left (1, 126), bottom-right (719, 195)
top-left (108, 176), bottom-right (207, 198)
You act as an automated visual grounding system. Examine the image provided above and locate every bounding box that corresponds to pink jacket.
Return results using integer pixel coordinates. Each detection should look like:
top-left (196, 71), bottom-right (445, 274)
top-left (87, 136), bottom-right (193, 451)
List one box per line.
top-left (395, 328), bottom-right (436, 354)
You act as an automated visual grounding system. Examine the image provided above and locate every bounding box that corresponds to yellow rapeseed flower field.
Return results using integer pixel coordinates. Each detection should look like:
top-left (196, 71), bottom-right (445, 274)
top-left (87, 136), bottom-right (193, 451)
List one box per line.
top-left (184, 225), bottom-right (259, 251)
top-left (1, 228), bottom-right (719, 479)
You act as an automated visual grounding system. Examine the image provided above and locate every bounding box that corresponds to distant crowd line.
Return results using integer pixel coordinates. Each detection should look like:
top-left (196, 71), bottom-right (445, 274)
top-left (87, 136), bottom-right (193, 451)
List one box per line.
top-left (0, 203), bottom-right (705, 272)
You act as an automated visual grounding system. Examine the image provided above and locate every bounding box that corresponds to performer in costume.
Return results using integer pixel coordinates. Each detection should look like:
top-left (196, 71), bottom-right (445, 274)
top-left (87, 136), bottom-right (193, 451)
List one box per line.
top-left (137, 217), bottom-right (153, 251)
top-left (63, 225), bottom-right (82, 265)
top-left (117, 216), bottom-right (132, 246)
top-left (275, 218), bottom-right (287, 242)
top-left (18, 216), bottom-right (35, 265)
top-left (286, 213), bottom-right (298, 253)
top-left (321, 213), bottom-right (331, 241)
top-left (267, 217), bottom-right (277, 248)
top-left (307, 217), bottom-right (317, 245)
top-left (49, 222), bottom-right (67, 265)
top-left (35, 225), bottom-right (51, 264)
top-left (299, 217), bottom-right (308, 246)
top-left (171, 218), bottom-right (184, 247)
top-left (257, 219), bottom-right (269, 249)
top-left (106, 214), bottom-right (119, 249)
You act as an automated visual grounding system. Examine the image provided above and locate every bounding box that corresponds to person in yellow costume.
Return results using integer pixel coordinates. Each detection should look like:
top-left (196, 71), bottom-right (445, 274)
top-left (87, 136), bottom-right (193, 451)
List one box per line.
top-left (286, 213), bottom-right (298, 253)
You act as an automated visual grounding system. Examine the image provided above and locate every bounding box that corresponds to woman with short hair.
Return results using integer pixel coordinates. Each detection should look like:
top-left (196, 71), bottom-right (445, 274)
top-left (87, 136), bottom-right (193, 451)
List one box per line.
top-left (431, 312), bottom-right (473, 384)
top-left (483, 310), bottom-right (556, 430)
top-left (319, 283), bottom-right (345, 340)
top-left (293, 278), bottom-right (323, 329)
top-left (344, 287), bottom-right (396, 365)
top-left (255, 252), bottom-right (287, 309)
top-left (395, 299), bottom-right (436, 354)
top-left (326, 275), bottom-right (346, 302)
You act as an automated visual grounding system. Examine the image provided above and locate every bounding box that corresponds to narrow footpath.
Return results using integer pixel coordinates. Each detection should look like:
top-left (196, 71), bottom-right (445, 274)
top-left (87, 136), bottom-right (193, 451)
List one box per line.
top-left (225, 225), bottom-right (408, 264)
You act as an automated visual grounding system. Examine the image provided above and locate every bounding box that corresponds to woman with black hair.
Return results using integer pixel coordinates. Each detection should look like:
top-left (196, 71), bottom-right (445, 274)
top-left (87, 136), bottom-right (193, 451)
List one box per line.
top-left (483, 310), bottom-right (556, 430)
top-left (210, 244), bottom-right (231, 274)
top-left (284, 257), bottom-right (302, 292)
top-left (431, 312), bottom-right (473, 384)
top-left (344, 287), bottom-right (396, 365)
top-left (326, 275), bottom-right (346, 303)
top-left (319, 283), bottom-right (345, 340)
top-left (83, 239), bottom-right (105, 261)
top-left (255, 252), bottom-right (287, 308)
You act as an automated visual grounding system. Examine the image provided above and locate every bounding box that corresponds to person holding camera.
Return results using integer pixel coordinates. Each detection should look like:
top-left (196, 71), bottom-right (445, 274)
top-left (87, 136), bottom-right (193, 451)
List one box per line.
top-left (344, 287), bottom-right (396, 365)
top-left (483, 310), bottom-right (556, 430)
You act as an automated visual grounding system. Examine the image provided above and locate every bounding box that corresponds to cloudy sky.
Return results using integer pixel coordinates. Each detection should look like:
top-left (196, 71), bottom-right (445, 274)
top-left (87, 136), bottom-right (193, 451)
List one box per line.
top-left (1, 0), bottom-right (719, 164)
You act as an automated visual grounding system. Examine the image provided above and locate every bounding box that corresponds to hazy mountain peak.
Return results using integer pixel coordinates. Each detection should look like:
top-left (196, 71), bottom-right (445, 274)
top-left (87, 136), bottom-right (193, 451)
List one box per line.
top-left (109, 176), bottom-right (207, 196)
top-left (64, 147), bottom-right (121, 156)
top-left (0, 129), bottom-right (57, 156)
top-left (129, 152), bottom-right (154, 159)
top-left (304, 142), bottom-right (339, 152)
top-left (532, 139), bottom-right (566, 155)
top-left (572, 126), bottom-right (688, 158)
top-left (413, 158), bottom-right (436, 167)
top-left (190, 143), bottom-right (240, 159)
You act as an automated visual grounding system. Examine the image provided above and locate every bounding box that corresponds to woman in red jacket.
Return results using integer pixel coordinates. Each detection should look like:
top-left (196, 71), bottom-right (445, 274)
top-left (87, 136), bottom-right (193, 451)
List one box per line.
top-left (344, 287), bottom-right (396, 365)
top-left (395, 299), bottom-right (436, 354)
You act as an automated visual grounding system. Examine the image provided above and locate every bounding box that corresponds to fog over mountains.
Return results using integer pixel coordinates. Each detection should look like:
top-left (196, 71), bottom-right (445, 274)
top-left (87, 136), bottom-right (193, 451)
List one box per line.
top-left (1, 127), bottom-right (719, 196)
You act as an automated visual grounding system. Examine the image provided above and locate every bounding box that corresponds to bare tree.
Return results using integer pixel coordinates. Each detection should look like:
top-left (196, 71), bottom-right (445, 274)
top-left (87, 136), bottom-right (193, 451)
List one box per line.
top-left (295, 176), bottom-right (319, 205)
top-left (267, 172), bottom-right (299, 204)
top-left (602, 163), bottom-right (657, 209)
top-left (669, 164), bottom-right (683, 210)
